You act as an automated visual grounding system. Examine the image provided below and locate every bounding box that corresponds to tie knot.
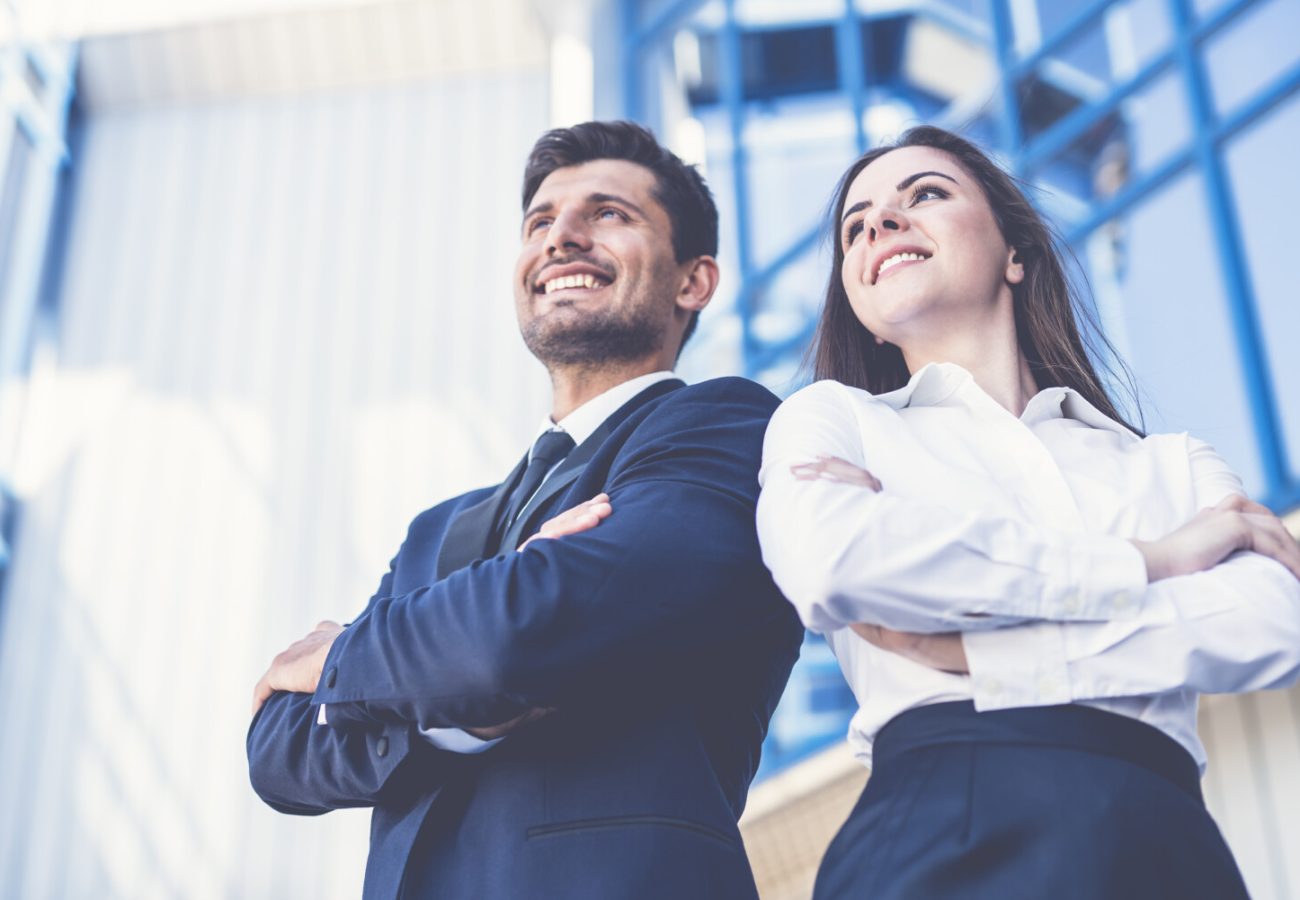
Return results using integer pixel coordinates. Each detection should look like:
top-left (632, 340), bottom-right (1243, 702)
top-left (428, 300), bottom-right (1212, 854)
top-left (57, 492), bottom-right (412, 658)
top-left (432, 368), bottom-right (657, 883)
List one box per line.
top-left (530, 429), bottom-right (576, 468)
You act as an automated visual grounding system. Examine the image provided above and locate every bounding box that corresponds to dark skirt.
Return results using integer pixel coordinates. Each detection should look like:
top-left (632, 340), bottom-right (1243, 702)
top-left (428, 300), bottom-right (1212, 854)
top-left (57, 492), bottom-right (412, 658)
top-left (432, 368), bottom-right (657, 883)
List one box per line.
top-left (813, 702), bottom-right (1249, 900)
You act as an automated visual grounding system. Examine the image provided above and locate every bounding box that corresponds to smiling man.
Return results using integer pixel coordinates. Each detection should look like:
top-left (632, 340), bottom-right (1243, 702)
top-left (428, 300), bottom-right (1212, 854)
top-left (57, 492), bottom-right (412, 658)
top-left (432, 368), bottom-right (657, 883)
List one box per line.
top-left (246, 120), bottom-right (803, 900)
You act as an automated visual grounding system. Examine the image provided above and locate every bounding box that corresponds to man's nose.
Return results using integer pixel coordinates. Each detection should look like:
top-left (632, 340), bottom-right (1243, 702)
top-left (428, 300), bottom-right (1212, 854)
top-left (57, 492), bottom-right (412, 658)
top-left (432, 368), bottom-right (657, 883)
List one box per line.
top-left (866, 206), bottom-right (907, 244)
top-left (546, 211), bottom-right (592, 255)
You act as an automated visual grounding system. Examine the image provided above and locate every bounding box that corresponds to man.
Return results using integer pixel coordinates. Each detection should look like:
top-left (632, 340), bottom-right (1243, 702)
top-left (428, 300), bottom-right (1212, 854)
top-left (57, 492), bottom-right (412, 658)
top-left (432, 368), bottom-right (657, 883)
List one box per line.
top-left (246, 120), bottom-right (803, 899)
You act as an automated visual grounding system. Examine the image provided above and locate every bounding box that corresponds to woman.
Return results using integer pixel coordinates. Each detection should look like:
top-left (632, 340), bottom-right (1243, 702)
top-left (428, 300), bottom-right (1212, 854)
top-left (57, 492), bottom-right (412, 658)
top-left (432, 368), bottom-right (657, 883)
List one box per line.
top-left (755, 125), bottom-right (1300, 898)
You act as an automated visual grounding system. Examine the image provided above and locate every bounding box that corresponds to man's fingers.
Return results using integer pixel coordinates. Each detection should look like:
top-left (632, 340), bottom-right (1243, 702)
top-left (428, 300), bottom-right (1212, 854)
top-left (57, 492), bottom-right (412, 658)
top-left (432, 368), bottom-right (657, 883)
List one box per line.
top-left (520, 495), bottom-right (613, 550)
top-left (251, 674), bottom-right (273, 717)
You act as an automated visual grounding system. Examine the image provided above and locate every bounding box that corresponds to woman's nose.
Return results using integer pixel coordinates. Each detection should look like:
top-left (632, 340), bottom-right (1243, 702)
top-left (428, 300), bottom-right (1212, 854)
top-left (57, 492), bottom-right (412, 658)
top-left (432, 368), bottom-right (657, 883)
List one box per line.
top-left (866, 206), bottom-right (906, 243)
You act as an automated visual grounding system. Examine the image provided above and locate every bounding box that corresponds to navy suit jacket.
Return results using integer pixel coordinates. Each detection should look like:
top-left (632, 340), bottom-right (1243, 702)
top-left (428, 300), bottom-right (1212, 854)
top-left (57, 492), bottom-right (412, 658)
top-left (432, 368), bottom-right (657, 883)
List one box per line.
top-left (247, 376), bottom-right (803, 899)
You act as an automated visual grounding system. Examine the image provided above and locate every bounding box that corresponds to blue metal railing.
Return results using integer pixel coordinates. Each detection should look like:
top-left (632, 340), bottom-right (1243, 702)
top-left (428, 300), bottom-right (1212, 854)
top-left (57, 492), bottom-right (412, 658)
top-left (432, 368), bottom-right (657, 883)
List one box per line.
top-left (618, 0), bottom-right (1297, 510)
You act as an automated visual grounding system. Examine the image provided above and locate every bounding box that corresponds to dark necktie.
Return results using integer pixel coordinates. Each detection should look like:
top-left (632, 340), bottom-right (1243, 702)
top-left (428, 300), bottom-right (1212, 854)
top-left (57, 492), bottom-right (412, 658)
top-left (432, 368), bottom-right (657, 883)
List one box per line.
top-left (502, 429), bottom-right (576, 528)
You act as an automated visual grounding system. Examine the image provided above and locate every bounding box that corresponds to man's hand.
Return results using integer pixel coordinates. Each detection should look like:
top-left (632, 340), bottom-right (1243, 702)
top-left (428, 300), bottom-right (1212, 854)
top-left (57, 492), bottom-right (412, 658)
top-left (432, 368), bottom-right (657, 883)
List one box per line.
top-left (790, 455), bottom-right (882, 491)
top-left (252, 620), bottom-right (344, 716)
top-left (850, 623), bottom-right (968, 673)
top-left (519, 493), bottom-right (612, 550)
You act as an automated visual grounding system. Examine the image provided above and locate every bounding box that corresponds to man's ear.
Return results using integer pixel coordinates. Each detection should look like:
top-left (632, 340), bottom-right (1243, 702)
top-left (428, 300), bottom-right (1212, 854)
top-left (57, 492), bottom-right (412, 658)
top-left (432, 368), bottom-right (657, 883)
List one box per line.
top-left (677, 256), bottom-right (719, 314)
top-left (1005, 247), bottom-right (1025, 285)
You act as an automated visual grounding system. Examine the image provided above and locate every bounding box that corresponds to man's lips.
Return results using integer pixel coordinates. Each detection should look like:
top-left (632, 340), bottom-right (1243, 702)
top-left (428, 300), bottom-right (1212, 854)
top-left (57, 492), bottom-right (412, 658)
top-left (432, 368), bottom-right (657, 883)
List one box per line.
top-left (532, 262), bottom-right (614, 294)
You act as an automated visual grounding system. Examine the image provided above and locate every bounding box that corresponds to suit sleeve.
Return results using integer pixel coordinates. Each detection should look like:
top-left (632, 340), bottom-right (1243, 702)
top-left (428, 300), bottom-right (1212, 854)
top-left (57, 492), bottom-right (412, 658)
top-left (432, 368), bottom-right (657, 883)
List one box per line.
top-left (247, 516), bottom-right (463, 812)
top-left (312, 379), bottom-right (795, 731)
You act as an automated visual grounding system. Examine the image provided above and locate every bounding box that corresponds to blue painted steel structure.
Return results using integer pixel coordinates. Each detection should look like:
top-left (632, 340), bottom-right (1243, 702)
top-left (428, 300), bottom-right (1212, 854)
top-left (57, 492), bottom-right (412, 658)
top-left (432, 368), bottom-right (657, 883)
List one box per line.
top-left (618, 0), bottom-right (1300, 514)
top-left (0, 35), bottom-right (77, 596)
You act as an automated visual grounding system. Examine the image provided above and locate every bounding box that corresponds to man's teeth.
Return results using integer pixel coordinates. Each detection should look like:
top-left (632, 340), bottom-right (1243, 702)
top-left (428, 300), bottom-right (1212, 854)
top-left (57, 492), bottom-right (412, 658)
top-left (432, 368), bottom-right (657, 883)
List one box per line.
top-left (543, 273), bottom-right (607, 293)
top-left (877, 252), bottom-right (927, 278)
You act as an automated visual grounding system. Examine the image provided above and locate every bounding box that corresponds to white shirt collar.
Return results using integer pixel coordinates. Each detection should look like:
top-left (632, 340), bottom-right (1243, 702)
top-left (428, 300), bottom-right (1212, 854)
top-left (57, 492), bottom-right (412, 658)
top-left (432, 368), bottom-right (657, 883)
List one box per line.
top-left (874, 362), bottom-right (1135, 438)
top-left (530, 371), bottom-right (678, 452)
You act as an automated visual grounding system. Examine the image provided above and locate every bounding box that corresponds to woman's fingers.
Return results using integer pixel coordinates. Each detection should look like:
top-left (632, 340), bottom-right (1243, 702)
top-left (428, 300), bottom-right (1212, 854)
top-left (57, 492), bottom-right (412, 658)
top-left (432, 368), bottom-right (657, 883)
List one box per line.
top-left (519, 494), bottom-right (612, 550)
top-left (790, 455), bottom-right (882, 491)
top-left (1244, 512), bottom-right (1300, 580)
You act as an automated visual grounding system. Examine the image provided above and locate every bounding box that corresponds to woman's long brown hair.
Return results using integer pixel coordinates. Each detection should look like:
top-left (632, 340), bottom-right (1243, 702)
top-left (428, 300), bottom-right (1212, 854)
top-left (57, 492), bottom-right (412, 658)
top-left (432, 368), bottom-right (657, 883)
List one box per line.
top-left (810, 125), bottom-right (1142, 433)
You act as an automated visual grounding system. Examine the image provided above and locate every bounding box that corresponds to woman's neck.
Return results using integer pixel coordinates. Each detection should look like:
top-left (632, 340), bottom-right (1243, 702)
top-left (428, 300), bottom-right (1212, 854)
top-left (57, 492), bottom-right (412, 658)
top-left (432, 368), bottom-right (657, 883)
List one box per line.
top-left (902, 328), bottom-right (1039, 416)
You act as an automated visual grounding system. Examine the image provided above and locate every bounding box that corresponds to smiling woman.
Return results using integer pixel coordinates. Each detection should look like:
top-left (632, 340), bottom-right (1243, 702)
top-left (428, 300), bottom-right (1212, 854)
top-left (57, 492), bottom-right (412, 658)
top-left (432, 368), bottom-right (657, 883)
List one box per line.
top-left (755, 125), bottom-right (1300, 899)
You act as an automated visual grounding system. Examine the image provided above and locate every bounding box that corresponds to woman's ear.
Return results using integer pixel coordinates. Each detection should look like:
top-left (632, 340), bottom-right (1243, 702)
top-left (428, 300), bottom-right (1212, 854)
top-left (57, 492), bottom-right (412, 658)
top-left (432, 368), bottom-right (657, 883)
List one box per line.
top-left (1005, 248), bottom-right (1025, 285)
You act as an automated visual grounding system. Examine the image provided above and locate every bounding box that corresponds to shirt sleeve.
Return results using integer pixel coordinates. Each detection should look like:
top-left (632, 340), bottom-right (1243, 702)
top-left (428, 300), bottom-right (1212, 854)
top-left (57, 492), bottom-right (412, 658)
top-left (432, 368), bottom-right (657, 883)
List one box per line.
top-left (318, 705), bottom-right (502, 753)
top-left (756, 381), bottom-right (1148, 635)
top-left (964, 438), bottom-right (1300, 709)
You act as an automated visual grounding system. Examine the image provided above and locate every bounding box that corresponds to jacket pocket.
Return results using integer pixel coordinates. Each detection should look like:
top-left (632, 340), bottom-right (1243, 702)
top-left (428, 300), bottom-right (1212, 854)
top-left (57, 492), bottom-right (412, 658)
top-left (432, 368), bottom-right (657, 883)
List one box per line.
top-left (527, 814), bottom-right (741, 849)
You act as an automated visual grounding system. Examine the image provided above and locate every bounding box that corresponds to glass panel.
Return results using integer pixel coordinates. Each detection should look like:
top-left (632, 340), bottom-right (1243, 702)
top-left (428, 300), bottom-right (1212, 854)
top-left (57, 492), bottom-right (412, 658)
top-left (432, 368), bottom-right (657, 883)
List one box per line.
top-left (1079, 171), bottom-right (1265, 494)
top-left (1224, 93), bottom-right (1300, 486)
top-left (1029, 68), bottom-right (1191, 211)
top-left (1204, 0), bottom-right (1300, 118)
top-left (1025, 0), bottom-right (1172, 73)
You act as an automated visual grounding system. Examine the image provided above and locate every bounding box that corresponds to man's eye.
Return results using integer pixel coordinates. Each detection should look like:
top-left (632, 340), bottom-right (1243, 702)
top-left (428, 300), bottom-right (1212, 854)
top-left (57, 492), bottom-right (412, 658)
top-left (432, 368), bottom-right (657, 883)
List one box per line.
top-left (596, 208), bottom-right (626, 221)
top-left (527, 218), bottom-right (552, 234)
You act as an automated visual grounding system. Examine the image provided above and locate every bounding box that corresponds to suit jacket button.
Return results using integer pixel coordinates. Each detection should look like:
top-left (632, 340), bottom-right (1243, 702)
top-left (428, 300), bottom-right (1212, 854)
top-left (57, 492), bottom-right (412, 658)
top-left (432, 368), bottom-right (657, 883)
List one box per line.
top-left (376, 736), bottom-right (389, 758)
top-left (326, 668), bottom-right (338, 689)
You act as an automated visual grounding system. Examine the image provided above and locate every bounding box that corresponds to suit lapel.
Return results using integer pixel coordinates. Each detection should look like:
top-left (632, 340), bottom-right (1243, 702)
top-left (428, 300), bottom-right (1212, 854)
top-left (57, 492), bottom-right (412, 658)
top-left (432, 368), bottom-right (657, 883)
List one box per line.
top-left (499, 378), bottom-right (684, 552)
top-left (435, 456), bottom-right (526, 580)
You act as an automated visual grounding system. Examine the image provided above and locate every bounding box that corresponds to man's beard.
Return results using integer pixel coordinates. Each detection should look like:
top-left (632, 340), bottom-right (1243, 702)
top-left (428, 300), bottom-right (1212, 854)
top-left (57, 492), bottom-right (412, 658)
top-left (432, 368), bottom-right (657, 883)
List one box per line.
top-left (521, 300), bottom-right (665, 369)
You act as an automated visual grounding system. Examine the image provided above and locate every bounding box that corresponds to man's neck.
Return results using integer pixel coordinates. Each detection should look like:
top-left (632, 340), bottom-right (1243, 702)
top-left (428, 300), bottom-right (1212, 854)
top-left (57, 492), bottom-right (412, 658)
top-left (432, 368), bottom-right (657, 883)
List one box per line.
top-left (547, 358), bottom-right (671, 421)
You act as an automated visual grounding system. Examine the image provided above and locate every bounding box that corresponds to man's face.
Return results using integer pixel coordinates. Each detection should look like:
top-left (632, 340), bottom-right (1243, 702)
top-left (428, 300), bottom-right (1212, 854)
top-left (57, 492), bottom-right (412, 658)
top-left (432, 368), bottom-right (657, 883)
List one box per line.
top-left (514, 159), bottom-right (685, 369)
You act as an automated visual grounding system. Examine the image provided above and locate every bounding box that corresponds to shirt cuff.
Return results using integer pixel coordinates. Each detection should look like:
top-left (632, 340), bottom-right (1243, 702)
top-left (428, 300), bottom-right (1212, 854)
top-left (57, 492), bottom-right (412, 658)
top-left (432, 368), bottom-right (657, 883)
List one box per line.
top-left (419, 727), bottom-right (504, 754)
top-left (964, 622), bottom-right (1072, 710)
top-left (1041, 535), bottom-right (1147, 621)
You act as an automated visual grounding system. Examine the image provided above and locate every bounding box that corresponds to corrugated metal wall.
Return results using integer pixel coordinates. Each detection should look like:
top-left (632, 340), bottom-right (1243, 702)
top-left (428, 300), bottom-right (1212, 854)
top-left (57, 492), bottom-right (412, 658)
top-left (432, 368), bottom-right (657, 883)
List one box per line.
top-left (0, 68), bottom-right (549, 898)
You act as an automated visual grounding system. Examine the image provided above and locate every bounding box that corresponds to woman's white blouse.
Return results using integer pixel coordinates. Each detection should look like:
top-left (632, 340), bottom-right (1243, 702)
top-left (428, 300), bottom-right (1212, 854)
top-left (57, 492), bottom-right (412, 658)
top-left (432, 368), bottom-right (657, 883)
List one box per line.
top-left (756, 363), bottom-right (1300, 771)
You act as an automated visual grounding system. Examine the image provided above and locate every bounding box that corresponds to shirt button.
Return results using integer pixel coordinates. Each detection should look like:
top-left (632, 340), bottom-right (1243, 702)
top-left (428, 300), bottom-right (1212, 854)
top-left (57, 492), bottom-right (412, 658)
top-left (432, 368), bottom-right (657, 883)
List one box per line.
top-left (1060, 589), bottom-right (1080, 616)
top-left (1037, 676), bottom-right (1061, 695)
top-left (1113, 591), bottom-right (1133, 611)
top-left (376, 736), bottom-right (389, 758)
top-left (983, 678), bottom-right (1002, 696)
top-left (326, 668), bottom-right (338, 689)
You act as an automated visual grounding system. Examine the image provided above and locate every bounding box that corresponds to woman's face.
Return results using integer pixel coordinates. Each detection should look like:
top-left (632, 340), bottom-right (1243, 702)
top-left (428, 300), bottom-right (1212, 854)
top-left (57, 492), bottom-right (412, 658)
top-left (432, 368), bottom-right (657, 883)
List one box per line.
top-left (838, 145), bottom-right (1022, 345)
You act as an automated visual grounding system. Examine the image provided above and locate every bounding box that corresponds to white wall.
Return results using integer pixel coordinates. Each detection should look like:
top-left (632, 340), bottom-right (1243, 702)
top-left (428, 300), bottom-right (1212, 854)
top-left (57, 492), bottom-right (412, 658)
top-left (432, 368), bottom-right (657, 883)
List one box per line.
top-left (0, 62), bottom-right (550, 899)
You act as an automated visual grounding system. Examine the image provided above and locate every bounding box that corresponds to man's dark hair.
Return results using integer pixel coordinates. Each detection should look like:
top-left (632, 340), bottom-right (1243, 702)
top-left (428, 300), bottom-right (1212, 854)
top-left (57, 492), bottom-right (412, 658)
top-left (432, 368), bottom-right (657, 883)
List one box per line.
top-left (522, 120), bottom-right (718, 353)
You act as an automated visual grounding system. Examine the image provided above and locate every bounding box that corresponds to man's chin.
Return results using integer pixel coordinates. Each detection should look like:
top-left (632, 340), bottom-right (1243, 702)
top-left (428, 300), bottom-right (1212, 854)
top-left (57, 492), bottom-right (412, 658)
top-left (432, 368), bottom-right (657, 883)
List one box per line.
top-left (522, 320), bottom-right (663, 369)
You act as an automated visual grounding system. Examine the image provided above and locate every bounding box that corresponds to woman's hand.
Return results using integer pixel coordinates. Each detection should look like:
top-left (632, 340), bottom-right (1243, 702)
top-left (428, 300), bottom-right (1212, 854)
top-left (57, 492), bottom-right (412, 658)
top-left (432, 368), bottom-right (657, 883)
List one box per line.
top-left (851, 623), bottom-right (968, 673)
top-left (1132, 494), bottom-right (1300, 582)
top-left (519, 493), bottom-right (613, 550)
top-left (790, 455), bottom-right (882, 490)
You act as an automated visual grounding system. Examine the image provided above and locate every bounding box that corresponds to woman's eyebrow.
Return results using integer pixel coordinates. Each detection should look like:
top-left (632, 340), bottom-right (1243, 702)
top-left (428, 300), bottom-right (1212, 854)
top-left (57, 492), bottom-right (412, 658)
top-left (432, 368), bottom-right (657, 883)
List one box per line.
top-left (841, 170), bottom-right (961, 225)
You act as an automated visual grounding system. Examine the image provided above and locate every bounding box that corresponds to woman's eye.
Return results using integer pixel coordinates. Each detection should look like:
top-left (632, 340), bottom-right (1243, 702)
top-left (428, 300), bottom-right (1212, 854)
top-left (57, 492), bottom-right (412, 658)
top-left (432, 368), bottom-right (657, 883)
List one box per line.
top-left (910, 185), bottom-right (948, 205)
top-left (844, 221), bottom-right (863, 247)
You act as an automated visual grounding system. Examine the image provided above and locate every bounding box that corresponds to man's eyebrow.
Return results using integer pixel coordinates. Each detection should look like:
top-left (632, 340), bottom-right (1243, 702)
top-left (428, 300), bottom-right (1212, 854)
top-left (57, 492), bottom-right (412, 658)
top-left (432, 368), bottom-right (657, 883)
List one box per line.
top-left (522, 200), bottom-right (553, 225)
top-left (841, 170), bottom-right (961, 225)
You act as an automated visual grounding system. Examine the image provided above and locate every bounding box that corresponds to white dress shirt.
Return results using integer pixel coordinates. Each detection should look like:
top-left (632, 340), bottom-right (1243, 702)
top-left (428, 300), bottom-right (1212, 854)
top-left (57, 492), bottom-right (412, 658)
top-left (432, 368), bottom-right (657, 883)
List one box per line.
top-left (757, 363), bottom-right (1300, 771)
top-left (408, 371), bottom-right (678, 752)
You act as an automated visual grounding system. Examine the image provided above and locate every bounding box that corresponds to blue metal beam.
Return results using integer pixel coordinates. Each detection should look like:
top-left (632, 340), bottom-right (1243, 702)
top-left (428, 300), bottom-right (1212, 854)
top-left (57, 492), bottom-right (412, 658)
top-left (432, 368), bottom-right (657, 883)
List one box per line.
top-left (718, 0), bottom-right (758, 374)
top-left (626, 0), bottom-right (707, 52)
top-left (991, 0), bottom-right (1023, 163)
top-left (1169, 0), bottom-right (1289, 495)
top-left (835, 0), bottom-right (868, 154)
top-left (1019, 0), bottom-right (1257, 174)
